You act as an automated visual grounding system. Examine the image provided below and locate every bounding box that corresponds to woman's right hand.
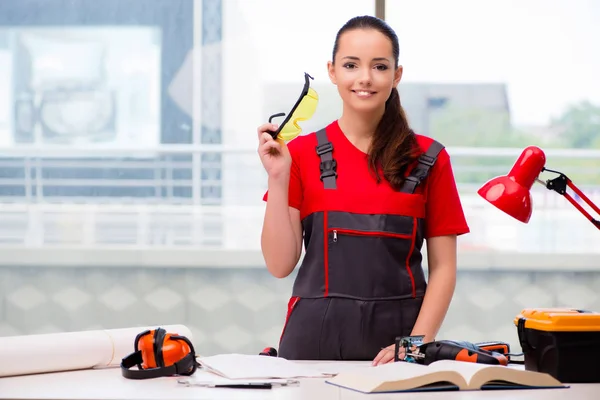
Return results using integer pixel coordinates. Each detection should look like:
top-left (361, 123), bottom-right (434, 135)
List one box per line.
top-left (257, 123), bottom-right (292, 181)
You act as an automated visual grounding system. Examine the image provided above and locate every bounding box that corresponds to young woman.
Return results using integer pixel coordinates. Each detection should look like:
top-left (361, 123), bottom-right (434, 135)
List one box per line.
top-left (257, 15), bottom-right (469, 365)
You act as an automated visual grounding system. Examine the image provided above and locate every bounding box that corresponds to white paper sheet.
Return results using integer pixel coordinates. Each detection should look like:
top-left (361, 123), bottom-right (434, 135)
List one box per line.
top-left (177, 369), bottom-right (299, 388)
top-left (196, 354), bottom-right (333, 379)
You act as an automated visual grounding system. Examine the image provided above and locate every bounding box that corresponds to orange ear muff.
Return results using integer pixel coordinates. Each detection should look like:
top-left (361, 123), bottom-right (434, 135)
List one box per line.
top-left (121, 327), bottom-right (198, 380)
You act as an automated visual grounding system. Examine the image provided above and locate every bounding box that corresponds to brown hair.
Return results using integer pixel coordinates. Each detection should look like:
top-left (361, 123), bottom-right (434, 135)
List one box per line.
top-left (332, 16), bottom-right (419, 190)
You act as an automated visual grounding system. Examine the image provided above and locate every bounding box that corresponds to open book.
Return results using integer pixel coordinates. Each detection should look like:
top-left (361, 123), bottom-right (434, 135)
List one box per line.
top-left (325, 360), bottom-right (566, 393)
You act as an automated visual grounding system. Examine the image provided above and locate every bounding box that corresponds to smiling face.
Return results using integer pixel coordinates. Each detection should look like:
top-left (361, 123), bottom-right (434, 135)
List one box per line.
top-left (328, 28), bottom-right (403, 115)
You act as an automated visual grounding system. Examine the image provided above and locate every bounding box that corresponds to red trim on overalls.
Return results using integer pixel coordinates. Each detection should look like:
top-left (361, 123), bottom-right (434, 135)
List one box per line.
top-left (279, 296), bottom-right (300, 345)
top-left (323, 211), bottom-right (329, 296)
top-left (302, 193), bottom-right (426, 222)
top-left (405, 217), bottom-right (418, 298)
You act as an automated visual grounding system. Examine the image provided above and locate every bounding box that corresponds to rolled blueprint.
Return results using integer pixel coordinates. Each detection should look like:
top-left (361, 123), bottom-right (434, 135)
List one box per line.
top-left (0, 324), bottom-right (193, 377)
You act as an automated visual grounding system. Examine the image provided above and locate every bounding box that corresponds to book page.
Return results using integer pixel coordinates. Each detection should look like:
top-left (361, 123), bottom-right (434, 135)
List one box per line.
top-left (329, 362), bottom-right (429, 383)
top-left (426, 360), bottom-right (494, 385)
top-left (347, 361), bottom-right (428, 380)
top-left (326, 361), bottom-right (466, 393)
top-left (425, 360), bottom-right (563, 389)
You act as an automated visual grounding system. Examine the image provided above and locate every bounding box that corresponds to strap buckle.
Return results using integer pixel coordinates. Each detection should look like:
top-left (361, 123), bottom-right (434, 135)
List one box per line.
top-left (418, 154), bottom-right (435, 167)
top-left (316, 142), bottom-right (334, 155)
top-left (320, 160), bottom-right (337, 181)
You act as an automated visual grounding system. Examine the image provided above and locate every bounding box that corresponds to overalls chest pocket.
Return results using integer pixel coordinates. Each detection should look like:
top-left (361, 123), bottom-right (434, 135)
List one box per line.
top-left (323, 191), bottom-right (426, 301)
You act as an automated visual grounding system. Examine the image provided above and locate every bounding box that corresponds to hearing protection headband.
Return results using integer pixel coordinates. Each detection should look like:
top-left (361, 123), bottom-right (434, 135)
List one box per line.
top-left (268, 72), bottom-right (319, 142)
top-left (121, 327), bottom-right (198, 379)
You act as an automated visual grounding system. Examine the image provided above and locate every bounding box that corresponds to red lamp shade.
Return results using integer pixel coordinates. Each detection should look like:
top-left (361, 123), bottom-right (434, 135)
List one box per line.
top-left (477, 146), bottom-right (546, 223)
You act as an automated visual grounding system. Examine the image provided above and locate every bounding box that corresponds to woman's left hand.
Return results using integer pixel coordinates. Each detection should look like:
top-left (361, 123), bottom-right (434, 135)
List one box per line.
top-left (372, 344), bottom-right (404, 366)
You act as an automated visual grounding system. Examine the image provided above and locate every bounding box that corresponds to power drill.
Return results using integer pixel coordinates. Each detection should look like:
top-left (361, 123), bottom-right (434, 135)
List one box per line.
top-left (394, 336), bottom-right (511, 366)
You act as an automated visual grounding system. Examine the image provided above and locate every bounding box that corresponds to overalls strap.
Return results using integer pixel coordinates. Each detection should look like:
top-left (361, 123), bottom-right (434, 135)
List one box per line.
top-left (315, 128), bottom-right (337, 190)
top-left (400, 140), bottom-right (445, 194)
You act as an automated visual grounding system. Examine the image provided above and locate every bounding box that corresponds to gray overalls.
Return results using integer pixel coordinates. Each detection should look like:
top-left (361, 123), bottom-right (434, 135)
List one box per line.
top-left (278, 128), bottom-right (444, 360)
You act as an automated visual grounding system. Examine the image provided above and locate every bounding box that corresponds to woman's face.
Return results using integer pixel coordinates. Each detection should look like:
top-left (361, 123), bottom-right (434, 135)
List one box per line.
top-left (328, 28), bottom-right (402, 115)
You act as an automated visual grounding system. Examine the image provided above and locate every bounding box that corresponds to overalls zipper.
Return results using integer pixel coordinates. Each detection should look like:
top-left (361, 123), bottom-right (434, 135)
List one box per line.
top-left (330, 228), bottom-right (412, 242)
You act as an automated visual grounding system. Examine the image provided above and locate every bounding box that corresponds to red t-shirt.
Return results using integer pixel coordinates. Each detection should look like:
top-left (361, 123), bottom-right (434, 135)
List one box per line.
top-left (263, 120), bottom-right (470, 239)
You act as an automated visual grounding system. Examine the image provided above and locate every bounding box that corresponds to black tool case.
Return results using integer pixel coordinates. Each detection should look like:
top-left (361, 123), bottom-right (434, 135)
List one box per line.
top-left (514, 308), bottom-right (600, 383)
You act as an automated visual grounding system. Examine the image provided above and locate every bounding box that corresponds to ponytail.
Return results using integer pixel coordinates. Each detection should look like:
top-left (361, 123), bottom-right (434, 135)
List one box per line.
top-left (368, 87), bottom-right (419, 190)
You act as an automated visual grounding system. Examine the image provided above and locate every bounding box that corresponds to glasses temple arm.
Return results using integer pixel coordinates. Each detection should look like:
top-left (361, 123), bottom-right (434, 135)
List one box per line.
top-left (269, 112), bottom-right (285, 124)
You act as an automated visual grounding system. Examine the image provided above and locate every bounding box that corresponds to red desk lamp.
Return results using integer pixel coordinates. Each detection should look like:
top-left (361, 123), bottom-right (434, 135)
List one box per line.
top-left (478, 146), bottom-right (600, 229)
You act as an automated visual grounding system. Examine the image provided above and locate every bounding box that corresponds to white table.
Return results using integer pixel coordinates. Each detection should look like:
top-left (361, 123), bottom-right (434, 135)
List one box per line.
top-left (0, 362), bottom-right (599, 400)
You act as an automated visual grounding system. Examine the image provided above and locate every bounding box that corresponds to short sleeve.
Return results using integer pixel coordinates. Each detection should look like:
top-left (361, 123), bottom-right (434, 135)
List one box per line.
top-left (262, 140), bottom-right (303, 210)
top-left (424, 152), bottom-right (470, 239)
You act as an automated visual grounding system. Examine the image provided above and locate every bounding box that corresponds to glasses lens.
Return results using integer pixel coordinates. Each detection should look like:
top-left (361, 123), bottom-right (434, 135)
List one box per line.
top-left (278, 88), bottom-right (319, 141)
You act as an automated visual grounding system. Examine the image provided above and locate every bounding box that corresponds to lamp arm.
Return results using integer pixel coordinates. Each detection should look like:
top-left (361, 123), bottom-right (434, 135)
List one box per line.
top-left (537, 167), bottom-right (600, 230)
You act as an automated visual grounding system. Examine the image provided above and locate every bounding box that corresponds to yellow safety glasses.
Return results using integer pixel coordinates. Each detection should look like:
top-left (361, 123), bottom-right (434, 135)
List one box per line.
top-left (268, 72), bottom-right (319, 142)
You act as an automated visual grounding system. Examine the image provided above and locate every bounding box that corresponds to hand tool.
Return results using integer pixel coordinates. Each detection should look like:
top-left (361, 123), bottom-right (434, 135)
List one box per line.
top-left (474, 340), bottom-right (510, 355)
top-left (474, 341), bottom-right (524, 364)
top-left (394, 336), bottom-right (509, 366)
top-left (259, 347), bottom-right (278, 357)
